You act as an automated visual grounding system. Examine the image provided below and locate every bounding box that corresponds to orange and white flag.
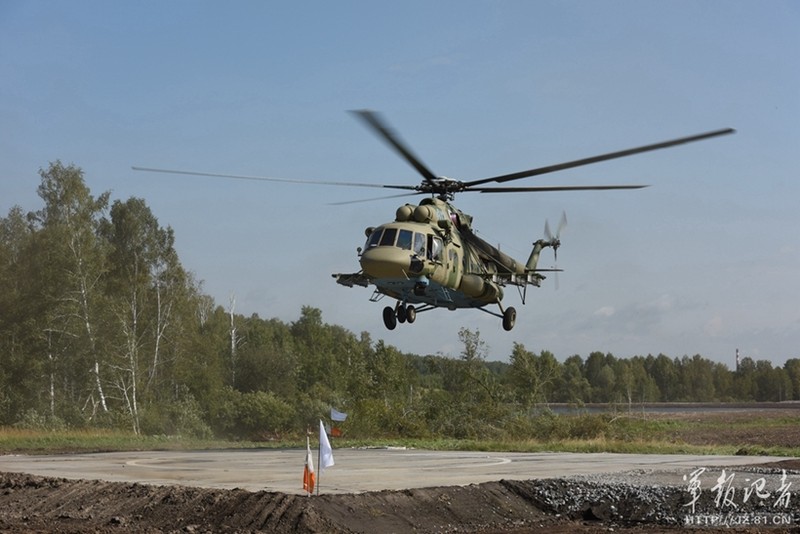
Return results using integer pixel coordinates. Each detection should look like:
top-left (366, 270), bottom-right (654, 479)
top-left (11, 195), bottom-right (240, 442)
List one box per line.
top-left (303, 436), bottom-right (315, 495)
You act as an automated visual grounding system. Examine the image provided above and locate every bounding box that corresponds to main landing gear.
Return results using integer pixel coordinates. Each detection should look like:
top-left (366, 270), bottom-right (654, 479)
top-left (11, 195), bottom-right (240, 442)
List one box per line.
top-left (382, 302), bottom-right (515, 331)
top-left (383, 304), bottom-right (417, 330)
top-left (502, 306), bottom-right (516, 331)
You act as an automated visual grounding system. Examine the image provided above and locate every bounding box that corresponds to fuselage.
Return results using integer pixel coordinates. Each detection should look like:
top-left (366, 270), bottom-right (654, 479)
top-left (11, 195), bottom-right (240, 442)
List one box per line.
top-left (358, 198), bottom-right (504, 309)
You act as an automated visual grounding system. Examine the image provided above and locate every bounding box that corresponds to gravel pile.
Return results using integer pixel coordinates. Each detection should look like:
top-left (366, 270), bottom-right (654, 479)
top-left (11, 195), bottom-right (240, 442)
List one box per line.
top-left (520, 467), bottom-right (800, 529)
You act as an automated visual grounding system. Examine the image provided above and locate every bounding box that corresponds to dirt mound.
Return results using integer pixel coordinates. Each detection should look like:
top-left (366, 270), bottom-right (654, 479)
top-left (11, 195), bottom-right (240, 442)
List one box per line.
top-left (2, 463), bottom-right (799, 533)
top-left (0, 472), bottom-right (645, 533)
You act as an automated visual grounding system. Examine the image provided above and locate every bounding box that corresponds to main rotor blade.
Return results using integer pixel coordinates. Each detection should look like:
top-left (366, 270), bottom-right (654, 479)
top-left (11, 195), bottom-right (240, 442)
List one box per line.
top-left (350, 109), bottom-right (439, 186)
top-left (472, 184), bottom-right (649, 193)
top-left (329, 191), bottom-right (425, 205)
top-left (132, 166), bottom-right (417, 191)
top-left (464, 128), bottom-right (735, 187)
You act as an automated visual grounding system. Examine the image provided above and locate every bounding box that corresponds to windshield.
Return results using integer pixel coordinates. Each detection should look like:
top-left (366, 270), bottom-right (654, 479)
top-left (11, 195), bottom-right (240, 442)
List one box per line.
top-left (364, 227), bottom-right (429, 258)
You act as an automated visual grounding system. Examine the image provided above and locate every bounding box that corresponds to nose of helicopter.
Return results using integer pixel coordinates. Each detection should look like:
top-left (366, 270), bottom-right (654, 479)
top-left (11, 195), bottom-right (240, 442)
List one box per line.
top-left (360, 247), bottom-right (411, 278)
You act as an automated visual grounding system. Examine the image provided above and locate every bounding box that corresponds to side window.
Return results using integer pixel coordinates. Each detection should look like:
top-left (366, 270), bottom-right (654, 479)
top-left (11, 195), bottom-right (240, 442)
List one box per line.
top-left (427, 235), bottom-right (443, 262)
top-left (379, 228), bottom-right (397, 247)
top-left (396, 229), bottom-right (413, 250)
top-left (449, 250), bottom-right (458, 271)
top-left (413, 232), bottom-right (426, 257)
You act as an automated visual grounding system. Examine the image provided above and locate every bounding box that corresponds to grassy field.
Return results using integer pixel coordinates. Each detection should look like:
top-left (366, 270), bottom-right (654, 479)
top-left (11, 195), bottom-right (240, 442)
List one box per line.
top-left (2, 409), bottom-right (799, 457)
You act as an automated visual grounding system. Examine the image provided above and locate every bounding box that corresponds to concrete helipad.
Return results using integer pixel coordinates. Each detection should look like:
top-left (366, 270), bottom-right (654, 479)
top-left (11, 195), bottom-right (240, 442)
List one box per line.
top-left (0, 449), bottom-right (786, 494)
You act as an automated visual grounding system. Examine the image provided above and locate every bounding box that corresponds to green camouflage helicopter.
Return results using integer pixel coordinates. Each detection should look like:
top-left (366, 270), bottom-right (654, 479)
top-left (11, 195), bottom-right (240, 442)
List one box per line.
top-left (135, 110), bottom-right (733, 331)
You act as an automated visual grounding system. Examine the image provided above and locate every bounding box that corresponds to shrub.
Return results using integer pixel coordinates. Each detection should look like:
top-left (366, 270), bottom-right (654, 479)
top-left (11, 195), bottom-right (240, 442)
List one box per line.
top-left (215, 388), bottom-right (295, 440)
top-left (13, 409), bottom-right (67, 431)
top-left (140, 389), bottom-right (213, 439)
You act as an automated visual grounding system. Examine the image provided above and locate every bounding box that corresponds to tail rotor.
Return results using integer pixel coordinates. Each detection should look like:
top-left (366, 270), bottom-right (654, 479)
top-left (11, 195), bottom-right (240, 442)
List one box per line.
top-left (543, 211), bottom-right (567, 288)
top-left (525, 211), bottom-right (568, 279)
top-left (544, 211), bottom-right (567, 262)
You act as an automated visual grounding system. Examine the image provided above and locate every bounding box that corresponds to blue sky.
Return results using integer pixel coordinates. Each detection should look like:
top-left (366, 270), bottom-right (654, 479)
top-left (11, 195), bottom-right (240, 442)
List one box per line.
top-left (2, 1), bottom-right (798, 366)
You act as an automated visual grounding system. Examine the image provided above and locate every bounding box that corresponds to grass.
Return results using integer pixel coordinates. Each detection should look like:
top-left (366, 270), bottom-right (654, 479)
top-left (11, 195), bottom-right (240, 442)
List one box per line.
top-left (3, 411), bottom-right (800, 457)
top-left (0, 428), bottom-right (262, 454)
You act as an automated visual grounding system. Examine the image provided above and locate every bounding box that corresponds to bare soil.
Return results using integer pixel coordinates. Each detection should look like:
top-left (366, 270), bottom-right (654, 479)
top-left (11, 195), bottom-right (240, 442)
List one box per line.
top-left (2, 462), bottom-right (799, 533)
top-left (2, 409), bottom-right (799, 533)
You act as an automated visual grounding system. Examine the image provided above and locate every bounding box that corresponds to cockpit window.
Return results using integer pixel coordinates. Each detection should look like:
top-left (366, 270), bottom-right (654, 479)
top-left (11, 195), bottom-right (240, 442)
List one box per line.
top-left (379, 228), bottom-right (397, 246)
top-left (367, 227), bottom-right (428, 253)
top-left (396, 229), bottom-right (413, 250)
top-left (365, 229), bottom-right (382, 248)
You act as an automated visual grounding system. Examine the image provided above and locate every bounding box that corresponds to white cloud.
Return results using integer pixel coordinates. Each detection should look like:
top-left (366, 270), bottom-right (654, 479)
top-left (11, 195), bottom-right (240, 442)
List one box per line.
top-left (650, 294), bottom-right (674, 312)
top-left (704, 315), bottom-right (724, 337)
top-left (594, 306), bottom-right (615, 317)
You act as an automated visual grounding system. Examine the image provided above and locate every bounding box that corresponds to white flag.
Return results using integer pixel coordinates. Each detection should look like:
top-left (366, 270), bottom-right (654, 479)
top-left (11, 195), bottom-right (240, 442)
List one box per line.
top-left (319, 419), bottom-right (335, 470)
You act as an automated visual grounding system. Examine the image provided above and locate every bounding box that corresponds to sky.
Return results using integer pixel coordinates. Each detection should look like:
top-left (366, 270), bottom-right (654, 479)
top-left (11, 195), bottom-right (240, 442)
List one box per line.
top-left (2, 1), bottom-right (798, 366)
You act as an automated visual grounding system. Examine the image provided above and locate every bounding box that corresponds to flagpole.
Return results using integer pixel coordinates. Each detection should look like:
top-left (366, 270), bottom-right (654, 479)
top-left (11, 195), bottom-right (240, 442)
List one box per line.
top-left (316, 435), bottom-right (322, 496)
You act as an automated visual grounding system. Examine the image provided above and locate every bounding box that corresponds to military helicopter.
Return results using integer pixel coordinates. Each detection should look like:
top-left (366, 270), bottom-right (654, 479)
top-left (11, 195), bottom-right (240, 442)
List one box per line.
top-left (134, 110), bottom-right (734, 331)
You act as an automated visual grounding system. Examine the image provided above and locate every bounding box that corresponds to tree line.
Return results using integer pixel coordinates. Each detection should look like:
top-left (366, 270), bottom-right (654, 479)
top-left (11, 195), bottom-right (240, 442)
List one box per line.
top-left (1, 162), bottom-right (798, 440)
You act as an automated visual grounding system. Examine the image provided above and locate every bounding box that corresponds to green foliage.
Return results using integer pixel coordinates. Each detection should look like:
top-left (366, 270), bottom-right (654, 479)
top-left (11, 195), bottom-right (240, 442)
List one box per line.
top-left (345, 397), bottom-right (428, 438)
top-left (215, 388), bottom-right (295, 439)
top-left (515, 412), bottom-right (613, 442)
top-left (509, 344), bottom-right (559, 406)
top-left (140, 387), bottom-right (212, 439)
top-left (13, 409), bottom-right (68, 432)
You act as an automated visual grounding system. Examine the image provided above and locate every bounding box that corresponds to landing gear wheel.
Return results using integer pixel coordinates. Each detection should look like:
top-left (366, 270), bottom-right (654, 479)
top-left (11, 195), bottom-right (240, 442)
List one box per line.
top-left (396, 305), bottom-right (407, 323)
top-left (502, 306), bottom-right (517, 331)
top-left (383, 306), bottom-right (397, 330)
top-left (406, 305), bottom-right (416, 324)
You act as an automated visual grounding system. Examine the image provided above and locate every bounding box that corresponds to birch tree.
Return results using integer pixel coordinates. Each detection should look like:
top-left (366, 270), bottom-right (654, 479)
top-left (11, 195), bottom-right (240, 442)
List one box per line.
top-left (104, 197), bottom-right (188, 432)
top-left (32, 162), bottom-right (111, 415)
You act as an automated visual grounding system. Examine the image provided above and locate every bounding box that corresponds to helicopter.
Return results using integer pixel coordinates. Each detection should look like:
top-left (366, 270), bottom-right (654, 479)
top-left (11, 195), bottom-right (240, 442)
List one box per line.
top-left (134, 110), bottom-right (734, 331)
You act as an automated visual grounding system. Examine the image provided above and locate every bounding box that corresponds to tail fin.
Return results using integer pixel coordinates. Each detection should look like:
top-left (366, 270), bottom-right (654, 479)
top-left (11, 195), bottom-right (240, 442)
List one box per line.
top-left (525, 238), bottom-right (558, 271)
